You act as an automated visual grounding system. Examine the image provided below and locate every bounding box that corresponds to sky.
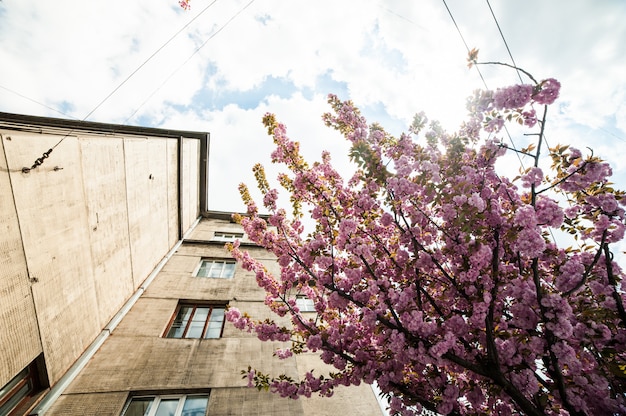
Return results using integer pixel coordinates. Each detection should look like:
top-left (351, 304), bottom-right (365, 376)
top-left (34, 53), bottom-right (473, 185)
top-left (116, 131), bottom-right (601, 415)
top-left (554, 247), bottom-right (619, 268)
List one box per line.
top-left (1, 0), bottom-right (625, 221)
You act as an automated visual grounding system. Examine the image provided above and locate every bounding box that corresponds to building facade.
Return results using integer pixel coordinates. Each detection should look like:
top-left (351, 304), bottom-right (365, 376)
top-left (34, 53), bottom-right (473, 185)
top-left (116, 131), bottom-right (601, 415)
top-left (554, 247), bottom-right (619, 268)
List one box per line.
top-left (0, 113), bottom-right (383, 416)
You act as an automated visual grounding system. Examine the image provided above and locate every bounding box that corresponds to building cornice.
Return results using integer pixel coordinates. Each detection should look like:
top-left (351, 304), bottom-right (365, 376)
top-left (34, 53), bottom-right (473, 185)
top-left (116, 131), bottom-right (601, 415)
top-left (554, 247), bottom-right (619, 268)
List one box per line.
top-left (0, 112), bottom-right (208, 140)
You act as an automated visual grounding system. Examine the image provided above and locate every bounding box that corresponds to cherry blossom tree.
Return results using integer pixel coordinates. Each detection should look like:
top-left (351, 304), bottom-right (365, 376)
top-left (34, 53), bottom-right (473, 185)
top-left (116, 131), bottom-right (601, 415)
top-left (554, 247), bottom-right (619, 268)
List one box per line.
top-left (225, 56), bottom-right (626, 415)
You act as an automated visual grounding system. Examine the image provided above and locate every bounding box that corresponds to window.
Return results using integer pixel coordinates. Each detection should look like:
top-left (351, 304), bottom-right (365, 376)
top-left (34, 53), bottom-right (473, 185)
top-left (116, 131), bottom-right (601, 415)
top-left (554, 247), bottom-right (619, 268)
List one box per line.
top-left (122, 394), bottom-right (209, 416)
top-left (0, 358), bottom-right (47, 416)
top-left (195, 259), bottom-right (235, 278)
top-left (296, 296), bottom-right (316, 312)
top-left (213, 231), bottom-right (243, 242)
top-left (166, 304), bottom-right (226, 339)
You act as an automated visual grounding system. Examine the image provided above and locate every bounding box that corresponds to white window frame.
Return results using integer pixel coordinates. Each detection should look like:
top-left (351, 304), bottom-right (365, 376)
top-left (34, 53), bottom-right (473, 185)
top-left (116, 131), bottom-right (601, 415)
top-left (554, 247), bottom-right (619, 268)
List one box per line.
top-left (122, 393), bottom-right (209, 416)
top-left (213, 231), bottom-right (243, 242)
top-left (194, 259), bottom-right (236, 278)
top-left (296, 296), bottom-right (316, 312)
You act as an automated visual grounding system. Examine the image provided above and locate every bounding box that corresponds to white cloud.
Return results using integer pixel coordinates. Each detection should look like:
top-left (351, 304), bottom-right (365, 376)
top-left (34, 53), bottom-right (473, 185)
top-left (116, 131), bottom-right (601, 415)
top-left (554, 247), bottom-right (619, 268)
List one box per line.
top-left (1, 0), bottom-right (625, 215)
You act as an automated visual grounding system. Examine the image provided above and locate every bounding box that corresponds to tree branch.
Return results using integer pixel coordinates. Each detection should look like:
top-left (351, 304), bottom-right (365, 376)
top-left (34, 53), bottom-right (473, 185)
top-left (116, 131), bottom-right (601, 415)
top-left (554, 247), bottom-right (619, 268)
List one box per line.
top-left (475, 61), bottom-right (538, 84)
top-left (563, 230), bottom-right (607, 296)
top-left (604, 243), bottom-right (626, 327)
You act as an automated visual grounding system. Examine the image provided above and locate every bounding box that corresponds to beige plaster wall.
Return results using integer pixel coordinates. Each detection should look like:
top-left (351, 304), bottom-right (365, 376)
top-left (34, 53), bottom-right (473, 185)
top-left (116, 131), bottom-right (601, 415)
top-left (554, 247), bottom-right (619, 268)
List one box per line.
top-left (181, 138), bottom-right (200, 233)
top-left (80, 137), bottom-right (134, 327)
top-left (0, 135), bottom-right (42, 387)
top-left (48, 217), bottom-right (383, 415)
top-left (3, 133), bottom-right (102, 384)
top-left (0, 127), bottom-right (201, 386)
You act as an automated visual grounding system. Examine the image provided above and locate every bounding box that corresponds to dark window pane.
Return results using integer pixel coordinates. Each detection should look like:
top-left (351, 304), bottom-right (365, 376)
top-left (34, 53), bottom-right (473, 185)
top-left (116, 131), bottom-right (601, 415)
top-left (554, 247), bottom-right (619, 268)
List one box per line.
top-left (0, 365), bottom-right (35, 416)
top-left (0, 382), bottom-right (31, 416)
top-left (186, 308), bottom-right (209, 338)
top-left (204, 308), bottom-right (225, 339)
top-left (196, 260), bottom-right (235, 278)
top-left (0, 367), bottom-right (29, 398)
top-left (182, 395), bottom-right (208, 416)
top-left (223, 263), bottom-right (235, 278)
top-left (214, 232), bottom-right (242, 241)
top-left (123, 397), bottom-right (154, 416)
top-left (167, 306), bottom-right (193, 338)
top-left (208, 262), bottom-right (223, 278)
top-left (155, 398), bottom-right (180, 416)
top-left (196, 262), bottom-right (210, 277)
top-left (204, 327), bottom-right (221, 339)
top-left (210, 308), bottom-right (225, 321)
top-left (296, 296), bottom-right (315, 312)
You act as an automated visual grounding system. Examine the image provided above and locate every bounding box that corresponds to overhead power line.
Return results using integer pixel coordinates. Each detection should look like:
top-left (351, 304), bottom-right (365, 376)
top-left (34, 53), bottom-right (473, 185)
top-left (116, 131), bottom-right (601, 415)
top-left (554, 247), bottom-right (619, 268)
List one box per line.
top-left (20, 0), bottom-right (221, 171)
top-left (0, 85), bottom-right (77, 119)
top-left (125, 0), bottom-right (257, 124)
top-left (441, 0), bottom-right (525, 168)
top-left (484, 0), bottom-right (551, 152)
top-left (83, 0), bottom-right (220, 123)
top-left (441, 0), bottom-right (488, 89)
top-left (485, 0), bottom-right (523, 84)
top-left (482, 0), bottom-right (563, 246)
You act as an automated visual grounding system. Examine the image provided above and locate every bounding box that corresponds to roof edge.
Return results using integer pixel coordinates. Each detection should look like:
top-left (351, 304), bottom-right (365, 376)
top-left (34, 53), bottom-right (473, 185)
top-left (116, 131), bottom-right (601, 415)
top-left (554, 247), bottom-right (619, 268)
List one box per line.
top-left (203, 210), bottom-right (270, 221)
top-left (0, 111), bottom-right (208, 140)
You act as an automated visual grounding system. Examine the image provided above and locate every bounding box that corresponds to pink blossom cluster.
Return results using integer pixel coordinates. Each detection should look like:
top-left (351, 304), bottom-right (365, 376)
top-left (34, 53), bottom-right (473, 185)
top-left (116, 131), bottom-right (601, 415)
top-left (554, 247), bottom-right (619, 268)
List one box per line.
top-left (227, 77), bottom-right (626, 415)
top-left (493, 84), bottom-right (533, 110)
top-left (521, 166), bottom-right (543, 188)
top-left (533, 78), bottom-right (561, 105)
top-left (550, 147), bottom-right (626, 244)
top-left (466, 77), bottom-right (561, 134)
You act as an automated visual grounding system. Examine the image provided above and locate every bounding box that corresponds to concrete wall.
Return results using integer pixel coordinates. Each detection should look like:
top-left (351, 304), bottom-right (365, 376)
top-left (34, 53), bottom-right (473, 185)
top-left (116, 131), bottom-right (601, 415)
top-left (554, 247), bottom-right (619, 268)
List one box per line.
top-left (49, 217), bottom-right (383, 415)
top-left (181, 138), bottom-right (200, 234)
top-left (0, 136), bottom-right (43, 386)
top-left (0, 125), bottom-right (202, 388)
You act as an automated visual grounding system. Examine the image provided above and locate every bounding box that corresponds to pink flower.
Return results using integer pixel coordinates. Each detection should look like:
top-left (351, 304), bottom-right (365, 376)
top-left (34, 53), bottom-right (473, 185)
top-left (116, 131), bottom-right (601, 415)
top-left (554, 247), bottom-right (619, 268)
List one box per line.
top-left (535, 196), bottom-right (564, 227)
top-left (515, 228), bottom-right (546, 258)
top-left (533, 78), bottom-right (561, 105)
top-left (493, 84), bottom-right (533, 110)
top-left (514, 205), bottom-right (537, 228)
top-left (274, 348), bottom-right (293, 359)
top-left (522, 109), bottom-right (537, 127)
top-left (307, 334), bottom-right (323, 351)
top-left (484, 116), bottom-right (504, 132)
top-left (467, 192), bottom-right (486, 212)
top-left (467, 386), bottom-right (485, 408)
top-left (521, 167), bottom-right (543, 188)
top-left (556, 256), bottom-right (584, 292)
top-left (510, 299), bottom-right (539, 329)
top-left (228, 81), bottom-right (626, 415)
top-left (380, 212), bottom-right (393, 227)
top-left (263, 189), bottom-right (279, 210)
top-left (246, 369), bottom-right (255, 387)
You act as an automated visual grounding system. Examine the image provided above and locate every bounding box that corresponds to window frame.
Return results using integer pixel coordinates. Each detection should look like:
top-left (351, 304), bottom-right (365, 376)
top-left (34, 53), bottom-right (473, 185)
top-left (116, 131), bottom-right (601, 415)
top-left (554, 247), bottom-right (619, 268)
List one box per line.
top-left (0, 358), bottom-right (47, 416)
top-left (121, 393), bottom-right (209, 416)
top-left (165, 303), bottom-right (227, 339)
top-left (194, 259), bottom-right (236, 279)
top-left (212, 231), bottom-right (243, 242)
top-left (296, 295), bottom-right (316, 312)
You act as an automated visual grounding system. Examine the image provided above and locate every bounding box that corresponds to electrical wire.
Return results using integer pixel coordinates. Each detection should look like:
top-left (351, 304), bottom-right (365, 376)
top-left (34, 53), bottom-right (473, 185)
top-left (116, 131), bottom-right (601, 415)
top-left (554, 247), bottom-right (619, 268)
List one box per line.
top-left (125, 0), bottom-right (256, 124)
top-left (441, 0), bottom-right (525, 168)
top-left (485, 0), bottom-right (522, 84)
top-left (0, 85), bottom-right (77, 119)
top-left (21, 0), bottom-right (221, 170)
top-left (483, 0), bottom-right (552, 151)
top-left (440, 0), bottom-right (488, 89)
top-left (83, 0), bottom-right (220, 123)
top-left (483, 1), bottom-right (566, 247)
